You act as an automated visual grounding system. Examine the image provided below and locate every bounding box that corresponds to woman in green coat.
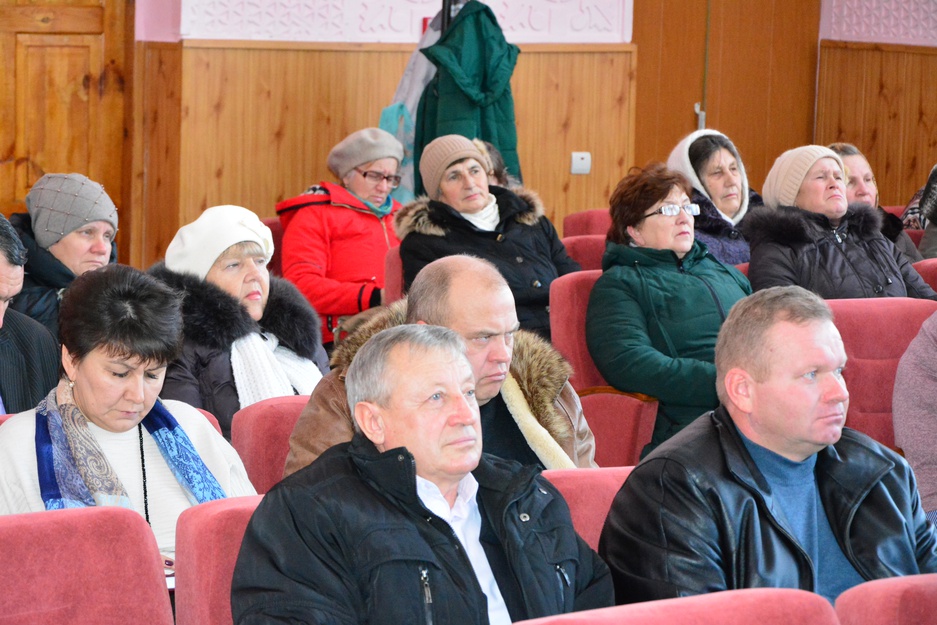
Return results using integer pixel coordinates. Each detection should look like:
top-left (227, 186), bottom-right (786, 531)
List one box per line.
top-left (586, 163), bottom-right (751, 456)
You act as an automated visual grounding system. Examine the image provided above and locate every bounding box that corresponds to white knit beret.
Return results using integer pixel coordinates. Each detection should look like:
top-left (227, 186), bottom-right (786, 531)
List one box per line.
top-left (165, 205), bottom-right (273, 280)
top-left (762, 145), bottom-right (844, 210)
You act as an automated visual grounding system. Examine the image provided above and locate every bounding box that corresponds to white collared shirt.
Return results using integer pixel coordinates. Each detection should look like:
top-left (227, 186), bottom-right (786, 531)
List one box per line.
top-left (416, 473), bottom-right (512, 625)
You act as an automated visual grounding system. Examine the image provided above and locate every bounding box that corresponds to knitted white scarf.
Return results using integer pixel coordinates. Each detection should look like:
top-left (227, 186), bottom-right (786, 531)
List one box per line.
top-left (461, 194), bottom-right (500, 231)
top-left (229, 332), bottom-right (322, 408)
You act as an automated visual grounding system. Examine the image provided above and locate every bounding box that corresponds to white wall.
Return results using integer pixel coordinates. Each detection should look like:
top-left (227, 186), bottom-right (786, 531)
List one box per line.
top-left (820, 0), bottom-right (937, 46)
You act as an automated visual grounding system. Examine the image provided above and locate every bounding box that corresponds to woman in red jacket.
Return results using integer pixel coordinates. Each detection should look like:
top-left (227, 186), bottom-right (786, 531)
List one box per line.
top-left (277, 128), bottom-right (404, 346)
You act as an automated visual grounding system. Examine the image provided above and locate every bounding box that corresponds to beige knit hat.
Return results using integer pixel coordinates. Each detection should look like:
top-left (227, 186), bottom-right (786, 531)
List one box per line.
top-left (420, 135), bottom-right (487, 200)
top-left (165, 205), bottom-right (273, 280)
top-left (762, 145), bottom-right (844, 210)
top-left (327, 128), bottom-right (403, 180)
top-left (26, 173), bottom-right (119, 249)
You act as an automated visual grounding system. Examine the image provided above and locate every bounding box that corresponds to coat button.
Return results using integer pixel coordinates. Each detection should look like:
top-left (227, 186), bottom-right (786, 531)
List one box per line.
top-left (873, 284), bottom-right (884, 294)
top-left (519, 513), bottom-right (530, 522)
top-left (531, 279), bottom-right (542, 287)
top-left (516, 256), bottom-right (524, 263)
top-left (729, 230), bottom-right (740, 239)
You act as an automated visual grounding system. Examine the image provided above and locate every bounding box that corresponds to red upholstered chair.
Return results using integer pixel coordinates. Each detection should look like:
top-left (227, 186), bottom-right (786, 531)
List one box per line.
top-left (735, 262), bottom-right (749, 276)
top-left (261, 217), bottom-right (283, 277)
top-left (231, 395), bottom-right (310, 493)
top-left (882, 205), bottom-right (905, 218)
top-left (542, 467), bottom-right (632, 551)
top-left (197, 408), bottom-right (223, 435)
top-left (515, 587), bottom-right (839, 625)
top-left (383, 246), bottom-right (404, 304)
top-left (828, 297), bottom-right (937, 448)
top-left (563, 209), bottom-right (611, 237)
top-left (835, 573), bottom-right (937, 625)
top-left (0, 506), bottom-right (173, 625)
top-left (908, 229), bottom-right (925, 247)
top-left (913, 258), bottom-right (937, 291)
top-left (0, 414), bottom-right (12, 427)
top-left (561, 235), bottom-right (606, 271)
top-left (550, 271), bottom-right (657, 466)
top-left (175, 495), bottom-right (264, 625)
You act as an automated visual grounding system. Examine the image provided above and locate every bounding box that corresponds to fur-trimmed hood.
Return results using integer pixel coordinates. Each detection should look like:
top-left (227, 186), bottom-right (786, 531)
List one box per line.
top-left (329, 299), bottom-right (574, 448)
top-left (393, 185), bottom-right (544, 239)
top-left (744, 202), bottom-right (883, 248)
top-left (148, 262), bottom-right (323, 359)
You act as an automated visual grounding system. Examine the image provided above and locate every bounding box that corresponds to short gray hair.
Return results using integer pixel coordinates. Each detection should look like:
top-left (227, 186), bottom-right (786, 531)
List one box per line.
top-left (346, 324), bottom-right (468, 431)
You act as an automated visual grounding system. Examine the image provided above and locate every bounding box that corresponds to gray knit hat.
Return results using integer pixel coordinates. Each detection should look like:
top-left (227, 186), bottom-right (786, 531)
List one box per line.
top-left (420, 135), bottom-right (487, 200)
top-left (26, 173), bottom-right (119, 249)
top-left (762, 146), bottom-right (844, 210)
top-left (327, 128), bottom-right (403, 180)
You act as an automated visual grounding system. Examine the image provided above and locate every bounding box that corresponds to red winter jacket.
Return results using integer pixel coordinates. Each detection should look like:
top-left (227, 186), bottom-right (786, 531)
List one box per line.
top-left (277, 182), bottom-right (400, 343)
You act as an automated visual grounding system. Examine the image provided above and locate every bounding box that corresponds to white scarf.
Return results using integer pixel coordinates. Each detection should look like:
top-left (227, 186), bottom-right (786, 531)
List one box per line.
top-left (461, 194), bottom-right (500, 231)
top-left (229, 332), bottom-right (323, 408)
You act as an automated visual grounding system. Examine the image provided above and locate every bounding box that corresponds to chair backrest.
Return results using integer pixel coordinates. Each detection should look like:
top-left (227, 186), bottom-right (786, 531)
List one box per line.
top-left (550, 270), bottom-right (605, 391)
top-left (197, 408), bottom-right (223, 435)
top-left (835, 573), bottom-right (937, 625)
top-left (515, 587), bottom-right (839, 625)
top-left (0, 507), bottom-right (173, 625)
top-left (881, 205), bottom-right (905, 218)
top-left (175, 495), bottom-right (264, 625)
top-left (542, 467), bottom-right (633, 550)
top-left (261, 217), bottom-right (284, 277)
top-left (563, 209), bottom-right (611, 237)
top-left (735, 262), bottom-right (749, 276)
top-left (561, 235), bottom-right (606, 271)
top-left (384, 246), bottom-right (404, 304)
top-left (231, 395), bottom-right (310, 493)
top-left (0, 414), bottom-right (12, 427)
top-left (913, 258), bottom-right (937, 291)
top-left (907, 228), bottom-right (924, 247)
top-left (828, 297), bottom-right (937, 448)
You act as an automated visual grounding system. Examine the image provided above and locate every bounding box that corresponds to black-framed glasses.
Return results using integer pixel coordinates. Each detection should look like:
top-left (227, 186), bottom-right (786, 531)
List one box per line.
top-left (640, 203), bottom-right (700, 220)
top-left (355, 168), bottom-right (401, 188)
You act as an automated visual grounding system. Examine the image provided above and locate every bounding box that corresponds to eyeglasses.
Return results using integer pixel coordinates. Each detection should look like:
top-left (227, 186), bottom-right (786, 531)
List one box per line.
top-left (355, 168), bottom-right (401, 188)
top-left (640, 203), bottom-right (700, 220)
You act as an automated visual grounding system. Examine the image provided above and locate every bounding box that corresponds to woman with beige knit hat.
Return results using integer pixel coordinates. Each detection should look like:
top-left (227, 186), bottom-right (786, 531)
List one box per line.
top-left (9, 173), bottom-right (119, 338)
top-left (743, 145), bottom-right (936, 300)
top-left (276, 127), bottom-right (404, 347)
top-left (394, 134), bottom-right (580, 339)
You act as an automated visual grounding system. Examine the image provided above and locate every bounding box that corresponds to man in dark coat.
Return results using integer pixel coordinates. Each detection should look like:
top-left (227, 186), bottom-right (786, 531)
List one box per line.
top-left (0, 215), bottom-right (58, 414)
top-left (600, 286), bottom-right (937, 605)
top-left (232, 324), bottom-right (612, 624)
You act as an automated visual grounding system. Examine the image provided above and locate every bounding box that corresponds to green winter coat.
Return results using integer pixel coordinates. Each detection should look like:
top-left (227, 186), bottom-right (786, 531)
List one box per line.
top-left (414, 0), bottom-right (521, 194)
top-left (586, 241), bottom-right (751, 456)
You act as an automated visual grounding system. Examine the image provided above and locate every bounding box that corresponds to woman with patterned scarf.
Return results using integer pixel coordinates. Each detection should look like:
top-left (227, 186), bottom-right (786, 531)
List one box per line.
top-left (0, 264), bottom-right (255, 568)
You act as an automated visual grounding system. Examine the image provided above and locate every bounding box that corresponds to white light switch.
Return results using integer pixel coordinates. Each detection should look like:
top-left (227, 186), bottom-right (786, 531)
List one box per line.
top-left (571, 152), bottom-right (591, 175)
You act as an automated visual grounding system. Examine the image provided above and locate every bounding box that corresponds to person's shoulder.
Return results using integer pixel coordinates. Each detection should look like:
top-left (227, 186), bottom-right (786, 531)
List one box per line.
top-left (161, 400), bottom-right (223, 439)
top-left (0, 410), bottom-right (38, 444)
top-left (1, 308), bottom-right (55, 344)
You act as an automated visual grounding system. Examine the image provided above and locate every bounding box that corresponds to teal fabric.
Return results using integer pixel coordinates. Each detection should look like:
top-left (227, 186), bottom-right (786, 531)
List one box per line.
top-left (414, 0), bottom-right (521, 194)
top-left (586, 241), bottom-right (751, 454)
top-left (379, 102), bottom-right (416, 204)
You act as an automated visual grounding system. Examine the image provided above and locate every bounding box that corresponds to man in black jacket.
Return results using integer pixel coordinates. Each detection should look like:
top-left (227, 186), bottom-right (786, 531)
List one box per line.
top-left (232, 324), bottom-right (612, 624)
top-left (601, 285), bottom-right (937, 605)
top-left (0, 214), bottom-right (58, 414)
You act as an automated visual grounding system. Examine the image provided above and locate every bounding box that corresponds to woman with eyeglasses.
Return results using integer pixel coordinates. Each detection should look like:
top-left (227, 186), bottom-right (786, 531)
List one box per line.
top-left (395, 134), bottom-right (580, 340)
top-left (586, 163), bottom-right (751, 455)
top-left (745, 145), bottom-right (936, 300)
top-left (276, 128), bottom-right (405, 346)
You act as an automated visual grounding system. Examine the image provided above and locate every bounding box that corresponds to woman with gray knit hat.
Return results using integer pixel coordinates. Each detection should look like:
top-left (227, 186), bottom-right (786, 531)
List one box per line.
top-left (743, 145), bottom-right (937, 300)
top-left (395, 134), bottom-right (580, 339)
top-left (9, 173), bottom-right (119, 337)
top-left (151, 205), bottom-right (328, 439)
top-left (276, 127), bottom-right (404, 346)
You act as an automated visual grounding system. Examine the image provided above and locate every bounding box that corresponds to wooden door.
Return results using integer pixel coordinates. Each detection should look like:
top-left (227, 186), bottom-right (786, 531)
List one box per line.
top-left (0, 0), bottom-right (130, 258)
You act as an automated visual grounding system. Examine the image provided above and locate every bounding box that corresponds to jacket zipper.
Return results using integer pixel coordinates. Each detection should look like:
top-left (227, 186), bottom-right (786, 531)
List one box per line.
top-left (420, 566), bottom-right (434, 625)
top-left (554, 563), bottom-right (571, 607)
top-left (681, 265), bottom-right (728, 320)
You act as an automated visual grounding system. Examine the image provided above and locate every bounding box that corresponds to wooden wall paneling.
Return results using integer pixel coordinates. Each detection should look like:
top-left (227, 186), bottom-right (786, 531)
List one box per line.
top-left (511, 44), bottom-right (636, 230)
top-left (0, 30), bottom-right (15, 216)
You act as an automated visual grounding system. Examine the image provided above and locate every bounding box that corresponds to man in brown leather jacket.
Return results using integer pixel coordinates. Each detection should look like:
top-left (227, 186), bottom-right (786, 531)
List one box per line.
top-left (283, 254), bottom-right (596, 476)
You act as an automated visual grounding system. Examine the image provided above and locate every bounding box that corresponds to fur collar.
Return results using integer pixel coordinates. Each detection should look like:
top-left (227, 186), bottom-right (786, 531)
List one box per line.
top-left (329, 300), bottom-right (573, 447)
top-left (744, 202), bottom-right (882, 247)
top-left (393, 185), bottom-right (544, 239)
top-left (148, 263), bottom-right (322, 358)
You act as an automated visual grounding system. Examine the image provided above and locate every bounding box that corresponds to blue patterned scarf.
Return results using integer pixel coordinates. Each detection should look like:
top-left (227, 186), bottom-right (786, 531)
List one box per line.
top-left (35, 383), bottom-right (226, 511)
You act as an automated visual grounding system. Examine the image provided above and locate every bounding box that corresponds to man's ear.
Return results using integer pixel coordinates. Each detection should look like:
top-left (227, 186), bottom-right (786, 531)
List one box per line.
top-left (724, 367), bottom-right (755, 414)
top-left (354, 401), bottom-right (386, 449)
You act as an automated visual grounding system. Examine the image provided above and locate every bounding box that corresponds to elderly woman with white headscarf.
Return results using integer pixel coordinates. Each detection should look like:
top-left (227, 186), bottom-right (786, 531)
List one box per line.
top-left (152, 205), bottom-right (328, 439)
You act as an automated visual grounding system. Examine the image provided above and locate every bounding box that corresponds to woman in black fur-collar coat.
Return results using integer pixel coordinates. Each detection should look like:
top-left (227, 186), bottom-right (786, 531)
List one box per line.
top-left (151, 206), bottom-right (328, 439)
top-left (745, 145), bottom-right (937, 300)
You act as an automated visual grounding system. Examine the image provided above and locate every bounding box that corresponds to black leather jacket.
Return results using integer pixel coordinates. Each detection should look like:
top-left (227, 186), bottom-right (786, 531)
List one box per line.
top-left (600, 406), bottom-right (937, 604)
top-left (232, 435), bottom-right (613, 624)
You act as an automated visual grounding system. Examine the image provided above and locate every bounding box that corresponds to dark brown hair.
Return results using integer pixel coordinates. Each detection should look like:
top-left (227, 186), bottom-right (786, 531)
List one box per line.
top-left (607, 163), bottom-right (691, 244)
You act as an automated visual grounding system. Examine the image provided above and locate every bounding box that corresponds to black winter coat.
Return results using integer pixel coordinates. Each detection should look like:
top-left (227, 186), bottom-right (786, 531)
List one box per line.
top-left (394, 186), bottom-right (580, 339)
top-left (600, 406), bottom-right (937, 604)
top-left (8, 213), bottom-right (117, 339)
top-left (232, 435), bottom-right (613, 624)
top-left (149, 264), bottom-right (328, 438)
top-left (744, 203), bottom-right (937, 300)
